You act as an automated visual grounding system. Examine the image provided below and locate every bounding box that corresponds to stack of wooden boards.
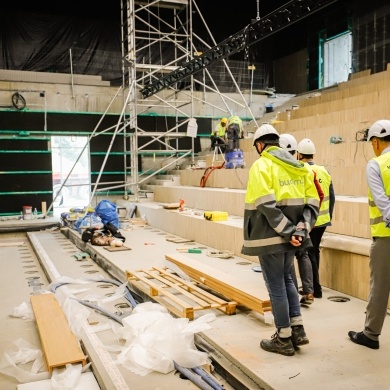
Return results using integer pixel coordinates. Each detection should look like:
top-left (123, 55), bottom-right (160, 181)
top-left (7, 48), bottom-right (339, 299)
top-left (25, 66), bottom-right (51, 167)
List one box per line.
top-left (126, 252), bottom-right (271, 321)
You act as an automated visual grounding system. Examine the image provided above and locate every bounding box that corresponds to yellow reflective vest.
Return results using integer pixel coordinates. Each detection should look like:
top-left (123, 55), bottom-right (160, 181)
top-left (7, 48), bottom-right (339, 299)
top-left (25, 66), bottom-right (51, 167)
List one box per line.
top-left (242, 147), bottom-right (320, 256)
top-left (308, 164), bottom-right (332, 227)
top-left (368, 154), bottom-right (390, 237)
top-left (211, 123), bottom-right (226, 137)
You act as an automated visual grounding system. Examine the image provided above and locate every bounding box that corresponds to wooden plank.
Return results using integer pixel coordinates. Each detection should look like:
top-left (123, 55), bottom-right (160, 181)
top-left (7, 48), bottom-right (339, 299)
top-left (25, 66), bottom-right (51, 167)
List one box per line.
top-left (165, 253), bottom-right (271, 314)
top-left (162, 203), bottom-right (180, 209)
top-left (126, 268), bottom-right (236, 319)
top-left (0, 241), bottom-right (25, 247)
top-left (127, 270), bottom-right (195, 319)
top-left (142, 269), bottom-right (211, 307)
top-left (103, 245), bottom-right (132, 252)
top-left (158, 267), bottom-right (236, 315)
top-left (30, 294), bottom-right (86, 373)
top-left (166, 237), bottom-right (194, 243)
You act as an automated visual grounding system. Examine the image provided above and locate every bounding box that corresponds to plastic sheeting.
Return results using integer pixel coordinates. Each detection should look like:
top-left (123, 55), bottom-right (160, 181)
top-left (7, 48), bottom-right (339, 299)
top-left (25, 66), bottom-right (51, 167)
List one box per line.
top-left (0, 10), bottom-right (122, 82)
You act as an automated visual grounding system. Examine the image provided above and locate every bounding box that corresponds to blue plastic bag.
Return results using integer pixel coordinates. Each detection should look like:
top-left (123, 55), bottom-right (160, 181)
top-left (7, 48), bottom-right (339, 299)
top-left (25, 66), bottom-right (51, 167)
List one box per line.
top-left (94, 200), bottom-right (119, 228)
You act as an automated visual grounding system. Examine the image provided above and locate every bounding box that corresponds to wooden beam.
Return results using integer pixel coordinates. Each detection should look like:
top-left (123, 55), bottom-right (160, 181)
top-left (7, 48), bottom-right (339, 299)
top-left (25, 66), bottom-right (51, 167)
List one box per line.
top-left (30, 294), bottom-right (86, 372)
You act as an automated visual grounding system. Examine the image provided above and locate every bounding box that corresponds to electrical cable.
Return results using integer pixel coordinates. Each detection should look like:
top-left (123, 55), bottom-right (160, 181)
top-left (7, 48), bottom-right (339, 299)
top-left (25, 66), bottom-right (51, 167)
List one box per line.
top-left (200, 163), bottom-right (225, 187)
top-left (191, 366), bottom-right (225, 390)
top-left (173, 362), bottom-right (214, 390)
top-left (50, 278), bottom-right (139, 308)
top-left (11, 92), bottom-right (26, 110)
top-left (71, 298), bottom-right (125, 325)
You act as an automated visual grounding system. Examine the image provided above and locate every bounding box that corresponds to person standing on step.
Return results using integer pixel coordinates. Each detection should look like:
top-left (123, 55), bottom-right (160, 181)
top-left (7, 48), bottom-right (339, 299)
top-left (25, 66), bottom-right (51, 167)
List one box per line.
top-left (297, 138), bottom-right (335, 301)
top-left (349, 119), bottom-right (390, 350)
top-left (226, 115), bottom-right (243, 151)
top-left (242, 124), bottom-right (320, 356)
top-left (280, 134), bottom-right (324, 305)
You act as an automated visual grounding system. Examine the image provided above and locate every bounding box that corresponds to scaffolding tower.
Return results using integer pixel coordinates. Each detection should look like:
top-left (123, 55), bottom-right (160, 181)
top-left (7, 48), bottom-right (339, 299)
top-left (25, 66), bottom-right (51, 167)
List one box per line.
top-left (119, 0), bottom-right (258, 200)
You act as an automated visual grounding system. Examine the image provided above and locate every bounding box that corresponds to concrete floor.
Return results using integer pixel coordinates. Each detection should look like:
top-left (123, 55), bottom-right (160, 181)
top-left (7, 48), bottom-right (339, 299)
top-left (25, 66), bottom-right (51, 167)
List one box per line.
top-left (1, 216), bottom-right (390, 389)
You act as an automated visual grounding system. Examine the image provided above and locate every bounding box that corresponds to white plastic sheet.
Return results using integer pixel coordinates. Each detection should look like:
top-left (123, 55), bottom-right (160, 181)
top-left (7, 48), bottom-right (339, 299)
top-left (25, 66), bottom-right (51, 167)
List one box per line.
top-left (11, 302), bottom-right (35, 321)
top-left (113, 302), bottom-right (216, 376)
top-left (51, 363), bottom-right (82, 389)
top-left (0, 339), bottom-right (49, 383)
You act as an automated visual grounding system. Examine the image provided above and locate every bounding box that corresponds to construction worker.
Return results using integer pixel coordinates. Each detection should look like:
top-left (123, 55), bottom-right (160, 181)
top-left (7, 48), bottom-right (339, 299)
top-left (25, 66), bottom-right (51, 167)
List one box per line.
top-left (226, 115), bottom-right (243, 151)
top-left (297, 138), bottom-right (335, 301)
top-left (210, 117), bottom-right (227, 151)
top-left (280, 134), bottom-right (313, 298)
top-left (280, 134), bottom-right (325, 305)
top-left (349, 119), bottom-right (390, 350)
top-left (242, 124), bottom-right (320, 356)
top-left (279, 133), bottom-right (298, 156)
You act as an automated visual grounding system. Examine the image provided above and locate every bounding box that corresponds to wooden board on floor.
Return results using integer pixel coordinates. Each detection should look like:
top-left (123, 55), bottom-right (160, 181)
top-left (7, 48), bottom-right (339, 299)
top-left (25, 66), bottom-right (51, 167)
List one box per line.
top-left (30, 294), bottom-right (86, 372)
top-left (126, 267), bottom-right (236, 320)
top-left (166, 237), bottom-right (194, 244)
top-left (165, 253), bottom-right (271, 314)
top-left (103, 245), bottom-right (131, 252)
top-left (0, 241), bottom-right (25, 247)
top-left (162, 203), bottom-right (180, 209)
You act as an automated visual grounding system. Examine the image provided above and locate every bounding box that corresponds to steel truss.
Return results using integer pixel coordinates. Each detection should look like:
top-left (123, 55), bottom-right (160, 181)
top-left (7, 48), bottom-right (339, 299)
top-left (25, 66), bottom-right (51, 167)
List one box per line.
top-left (141, 0), bottom-right (338, 98)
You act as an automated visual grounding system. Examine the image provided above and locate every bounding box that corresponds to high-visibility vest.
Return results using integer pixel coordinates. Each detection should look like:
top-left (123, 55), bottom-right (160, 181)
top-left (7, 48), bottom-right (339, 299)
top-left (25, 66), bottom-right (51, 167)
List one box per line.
top-left (309, 164), bottom-right (332, 226)
top-left (368, 153), bottom-right (390, 237)
top-left (246, 151), bottom-right (316, 206)
top-left (242, 147), bottom-right (320, 256)
top-left (211, 123), bottom-right (226, 137)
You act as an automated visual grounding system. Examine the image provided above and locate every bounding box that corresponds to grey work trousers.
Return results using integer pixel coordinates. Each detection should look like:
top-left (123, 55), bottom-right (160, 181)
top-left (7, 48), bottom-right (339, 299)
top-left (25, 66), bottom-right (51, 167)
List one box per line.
top-left (364, 236), bottom-right (390, 341)
top-left (295, 250), bottom-right (314, 295)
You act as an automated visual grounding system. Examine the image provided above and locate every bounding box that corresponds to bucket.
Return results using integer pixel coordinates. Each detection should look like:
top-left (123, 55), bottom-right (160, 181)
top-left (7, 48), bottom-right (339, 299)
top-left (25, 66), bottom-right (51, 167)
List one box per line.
top-left (198, 160), bottom-right (206, 169)
top-left (23, 206), bottom-right (32, 220)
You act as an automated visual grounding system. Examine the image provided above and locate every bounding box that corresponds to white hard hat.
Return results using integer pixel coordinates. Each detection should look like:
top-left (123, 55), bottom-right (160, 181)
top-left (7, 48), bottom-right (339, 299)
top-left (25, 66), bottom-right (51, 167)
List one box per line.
top-left (253, 124), bottom-right (279, 145)
top-left (279, 133), bottom-right (297, 152)
top-left (367, 119), bottom-right (390, 141)
top-left (297, 138), bottom-right (316, 154)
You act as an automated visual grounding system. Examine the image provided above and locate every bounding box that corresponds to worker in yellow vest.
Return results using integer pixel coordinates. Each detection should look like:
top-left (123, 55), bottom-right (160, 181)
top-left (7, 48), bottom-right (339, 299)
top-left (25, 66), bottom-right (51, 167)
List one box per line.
top-left (242, 124), bottom-right (319, 356)
top-left (210, 117), bottom-right (227, 151)
top-left (349, 119), bottom-right (390, 350)
top-left (280, 133), bottom-right (323, 304)
top-left (296, 138), bottom-right (335, 302)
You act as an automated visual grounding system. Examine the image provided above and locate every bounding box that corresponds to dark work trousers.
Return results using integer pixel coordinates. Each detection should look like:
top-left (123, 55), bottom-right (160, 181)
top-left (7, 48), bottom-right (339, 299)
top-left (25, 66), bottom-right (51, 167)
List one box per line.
top-left (307, 226), bottom-right (326, 296)
top-left (226, 124), bottom-right (240, 151)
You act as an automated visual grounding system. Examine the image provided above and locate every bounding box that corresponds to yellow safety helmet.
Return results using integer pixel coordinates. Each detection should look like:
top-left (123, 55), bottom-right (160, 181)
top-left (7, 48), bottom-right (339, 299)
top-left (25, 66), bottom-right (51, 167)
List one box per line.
top-left (221, 117), bottom-right (228, 123)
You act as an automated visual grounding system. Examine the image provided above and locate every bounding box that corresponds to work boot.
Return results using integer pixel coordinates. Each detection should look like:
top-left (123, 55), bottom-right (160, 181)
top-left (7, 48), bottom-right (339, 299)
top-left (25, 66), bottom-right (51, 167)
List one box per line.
top-left (348, 331), bottom-right (379, 350)
top-left (300, 294), bottom-right (314, 305)
top-left (291, 325), bottom-right (309, 347)
top-left (260, 333), bottom-right (295, 356)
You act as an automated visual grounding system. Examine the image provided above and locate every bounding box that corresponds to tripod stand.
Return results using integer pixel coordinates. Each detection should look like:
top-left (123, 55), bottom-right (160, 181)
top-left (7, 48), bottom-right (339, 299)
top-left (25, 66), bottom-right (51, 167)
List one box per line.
top-left (212, 145), bottom-right (226, 167)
